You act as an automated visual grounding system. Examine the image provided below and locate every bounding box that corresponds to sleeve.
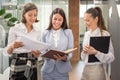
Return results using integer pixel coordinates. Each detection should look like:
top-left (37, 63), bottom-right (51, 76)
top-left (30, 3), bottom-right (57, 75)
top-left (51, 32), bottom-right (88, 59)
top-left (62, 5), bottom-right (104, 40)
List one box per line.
top-left (41, 30), bottom-right (48, 42)
top-left (38, 30), bottom-right (49, 59)
top-left (81, 32), bottom-right (88, 61)
top-left (95, 31), bottom-right (115, 64)
top-left (64, 29), bottom-right (74, 60)
top-left (7, 26), bottom-right (18, 46)
top-left (3, 27), bottom-right (16, 56)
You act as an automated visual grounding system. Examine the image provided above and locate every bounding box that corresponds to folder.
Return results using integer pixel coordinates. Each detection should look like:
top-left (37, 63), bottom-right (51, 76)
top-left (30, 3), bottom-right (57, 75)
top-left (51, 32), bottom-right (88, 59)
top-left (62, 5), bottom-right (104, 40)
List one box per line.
top-left (88, 36), bottom-right (110, 62)
top-left (41, 48), bottom-right (77, 60)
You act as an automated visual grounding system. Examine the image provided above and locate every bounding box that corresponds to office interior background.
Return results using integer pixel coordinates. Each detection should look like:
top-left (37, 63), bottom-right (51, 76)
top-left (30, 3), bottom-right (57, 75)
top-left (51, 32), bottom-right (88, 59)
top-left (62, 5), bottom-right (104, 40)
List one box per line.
top-left (0, 0), bottom-right (120, 80)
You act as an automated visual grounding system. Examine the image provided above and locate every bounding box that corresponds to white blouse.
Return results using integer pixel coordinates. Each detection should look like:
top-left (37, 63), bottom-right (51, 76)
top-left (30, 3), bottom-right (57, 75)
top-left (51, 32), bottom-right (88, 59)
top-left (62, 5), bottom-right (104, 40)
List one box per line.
top-left (52, 29), bottom-right (61, 47)
top-left (81, 28), bottom-right (115, 64)
top-left (4, 23), bottom-right (41, 54)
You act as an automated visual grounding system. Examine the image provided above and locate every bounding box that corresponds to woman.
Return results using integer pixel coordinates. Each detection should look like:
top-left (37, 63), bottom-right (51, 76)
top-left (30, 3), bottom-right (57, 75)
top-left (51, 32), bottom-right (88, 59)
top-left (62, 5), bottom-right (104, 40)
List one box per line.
top-left (5, 3), bottom-right (40, 80)
top-left (41, 8), bottom-right (74, 80)
top-left (81, 7), bottom-right (115, 80)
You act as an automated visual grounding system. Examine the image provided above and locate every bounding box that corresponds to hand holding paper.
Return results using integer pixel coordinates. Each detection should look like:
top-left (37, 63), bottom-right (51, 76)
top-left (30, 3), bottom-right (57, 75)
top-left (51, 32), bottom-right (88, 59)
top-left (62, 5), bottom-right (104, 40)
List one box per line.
top-left (20, 36), bottom-right (50, 52)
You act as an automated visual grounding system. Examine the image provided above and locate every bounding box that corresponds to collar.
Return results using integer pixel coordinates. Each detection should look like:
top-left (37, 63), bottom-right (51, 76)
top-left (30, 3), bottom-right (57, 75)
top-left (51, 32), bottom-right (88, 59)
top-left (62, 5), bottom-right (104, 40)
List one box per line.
top-left (20, 23), bottom-right (36, 33)
top-left (89, 27), bottom-right (101, 36)
top-left (52, 28), bottom-right (61, 34)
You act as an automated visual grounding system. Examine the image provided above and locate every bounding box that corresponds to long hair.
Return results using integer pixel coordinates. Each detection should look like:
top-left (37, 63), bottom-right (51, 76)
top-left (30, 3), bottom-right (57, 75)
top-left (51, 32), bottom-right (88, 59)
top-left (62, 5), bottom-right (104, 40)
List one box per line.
top-left (21, 3), bottom-right (39, 23)
top-left (85, 7), bottom-right (107, 33)
top-left (47, 8), bottom-right (68, 30)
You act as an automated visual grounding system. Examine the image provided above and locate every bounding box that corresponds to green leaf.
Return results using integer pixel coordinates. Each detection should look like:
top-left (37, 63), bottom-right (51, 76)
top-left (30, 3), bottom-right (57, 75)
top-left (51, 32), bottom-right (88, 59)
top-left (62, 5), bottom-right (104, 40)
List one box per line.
top-left (8, 17), bottom-right (18, 23)
top-left (4, 13), bottom-right (12, 19)
top-left (7, 20), bottom-right (15, 27)
top-left (0, 9), bottom-right (5, 16)
top-left (7, 17), bottom-right (19, 27)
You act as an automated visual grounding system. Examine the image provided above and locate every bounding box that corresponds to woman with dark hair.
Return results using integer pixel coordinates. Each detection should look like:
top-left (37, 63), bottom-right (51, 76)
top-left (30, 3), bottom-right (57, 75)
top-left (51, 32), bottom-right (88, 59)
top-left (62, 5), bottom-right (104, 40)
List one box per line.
top-left (81, 7), bottom-right (115, 80)
top-left (41, 8), bottom-right (74, 80)
top-left (5, 3), bottom-right (40, 80)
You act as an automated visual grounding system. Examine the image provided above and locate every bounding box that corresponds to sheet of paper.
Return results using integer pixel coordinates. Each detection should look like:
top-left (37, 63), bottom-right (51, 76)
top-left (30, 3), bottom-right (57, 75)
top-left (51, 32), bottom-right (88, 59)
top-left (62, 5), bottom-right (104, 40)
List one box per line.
top-left (20, 36), bottom-right (50, 51)
top-left (64, 48), bottom-right (77, 54)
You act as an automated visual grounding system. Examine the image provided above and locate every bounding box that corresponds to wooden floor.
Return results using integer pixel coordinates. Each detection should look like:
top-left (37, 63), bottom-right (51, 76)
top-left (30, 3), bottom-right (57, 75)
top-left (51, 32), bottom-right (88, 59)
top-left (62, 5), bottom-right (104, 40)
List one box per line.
top-left (69, 61), bottom-right (85, 80)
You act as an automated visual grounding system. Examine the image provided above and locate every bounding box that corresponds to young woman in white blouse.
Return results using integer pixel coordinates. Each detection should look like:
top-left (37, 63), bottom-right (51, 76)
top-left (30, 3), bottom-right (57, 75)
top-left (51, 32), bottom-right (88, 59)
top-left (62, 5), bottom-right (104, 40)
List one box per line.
top-left (5, 3), bottom-right (40, 80)
top-left (81, 7), bottom-right (115, 80)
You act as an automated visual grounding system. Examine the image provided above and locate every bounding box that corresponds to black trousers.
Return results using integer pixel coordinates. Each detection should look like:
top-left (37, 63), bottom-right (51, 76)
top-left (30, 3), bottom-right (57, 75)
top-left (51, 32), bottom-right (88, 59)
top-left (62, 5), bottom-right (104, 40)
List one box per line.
top-left (9, 67), bottom-right (37, 80)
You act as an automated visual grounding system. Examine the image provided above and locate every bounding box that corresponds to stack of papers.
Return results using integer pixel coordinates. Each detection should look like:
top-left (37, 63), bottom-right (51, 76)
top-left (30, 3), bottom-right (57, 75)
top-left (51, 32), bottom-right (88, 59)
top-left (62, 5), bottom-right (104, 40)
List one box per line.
top-left (20, 36), bottom-right (50, 51)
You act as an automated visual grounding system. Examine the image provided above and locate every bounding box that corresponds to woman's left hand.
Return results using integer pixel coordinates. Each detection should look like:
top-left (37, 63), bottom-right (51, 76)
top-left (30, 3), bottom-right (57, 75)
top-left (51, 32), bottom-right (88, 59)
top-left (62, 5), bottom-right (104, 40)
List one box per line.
top-left (54, 54), bottom-right (67, 61)
top-left (31, 50), bottom-right (40, 58)
top-left (87, 46), bottom-right (98, 55)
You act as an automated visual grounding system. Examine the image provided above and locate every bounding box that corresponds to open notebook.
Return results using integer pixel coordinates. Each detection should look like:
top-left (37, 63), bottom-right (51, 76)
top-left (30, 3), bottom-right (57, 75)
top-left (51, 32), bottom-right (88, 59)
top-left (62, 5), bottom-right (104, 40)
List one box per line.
top-left (41, 48), bottom-right (77, 60)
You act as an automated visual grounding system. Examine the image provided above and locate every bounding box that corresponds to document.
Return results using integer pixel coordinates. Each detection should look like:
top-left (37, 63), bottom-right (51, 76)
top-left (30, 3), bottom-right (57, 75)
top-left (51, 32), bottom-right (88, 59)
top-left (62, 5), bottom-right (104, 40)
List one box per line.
top-left (20, 36), bottom-right (50, 51)
top-left (41, 48), bottom-right (77, 60)
top-left (88, 36), bottom-right (110, 62)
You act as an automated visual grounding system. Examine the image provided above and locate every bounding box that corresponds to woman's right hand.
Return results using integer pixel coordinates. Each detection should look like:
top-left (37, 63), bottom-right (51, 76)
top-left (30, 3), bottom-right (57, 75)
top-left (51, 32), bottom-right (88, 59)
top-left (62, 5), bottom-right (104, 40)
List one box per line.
top-left (82, 45), bottom-right (90, 54)
top-left (7, 41), bottom-right (24, 54)
top-left (12, 41), bottom-right (24, 49)
top-left (82, 45), bottom-right (98, 55)
top-left (31, 50), bottom-right (41, 58)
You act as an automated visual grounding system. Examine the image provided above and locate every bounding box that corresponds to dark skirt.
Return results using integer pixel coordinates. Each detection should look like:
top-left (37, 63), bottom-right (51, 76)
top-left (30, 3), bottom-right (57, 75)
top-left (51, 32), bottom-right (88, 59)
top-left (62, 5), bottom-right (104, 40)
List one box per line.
top-left (9, 53), bottom-right (38, 80)
top-left (9, 68), bottom-right (37, 80)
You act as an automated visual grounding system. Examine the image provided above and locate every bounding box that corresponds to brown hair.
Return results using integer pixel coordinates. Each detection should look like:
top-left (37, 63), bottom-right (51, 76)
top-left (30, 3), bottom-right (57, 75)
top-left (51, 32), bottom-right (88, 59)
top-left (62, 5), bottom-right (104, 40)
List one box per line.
top-left (21, 3), bottom-right (39, 23)
top-left (47, 8), bottom-right (68, 30)
top-left (85, 7), bottom-right (107, 33)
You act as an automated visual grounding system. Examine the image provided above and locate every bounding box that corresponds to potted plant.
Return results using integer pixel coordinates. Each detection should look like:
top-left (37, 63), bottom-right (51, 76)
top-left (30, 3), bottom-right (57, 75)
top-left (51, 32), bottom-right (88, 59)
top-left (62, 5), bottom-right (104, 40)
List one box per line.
top-left (0, 8), bottom-right (19, 32)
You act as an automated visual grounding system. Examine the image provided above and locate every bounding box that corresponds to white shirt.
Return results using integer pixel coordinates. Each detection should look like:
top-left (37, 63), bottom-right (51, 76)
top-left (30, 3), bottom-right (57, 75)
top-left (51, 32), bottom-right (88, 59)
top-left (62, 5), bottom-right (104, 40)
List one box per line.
top-left (4, 23), bottom-right (41, 54)
top-left (52, 29), bottom-right (61, 47)
top-left (81, 27), bottom-right (115, 64)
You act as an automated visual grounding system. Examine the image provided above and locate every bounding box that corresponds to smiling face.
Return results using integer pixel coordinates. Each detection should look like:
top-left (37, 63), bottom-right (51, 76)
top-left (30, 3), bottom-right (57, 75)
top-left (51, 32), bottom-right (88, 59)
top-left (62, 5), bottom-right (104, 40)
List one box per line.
top-left (24, 9), bottom-right (37, 26)
top-left (84, 13), bottom-right (98, 31)
top-left (52, 13), bottom-right (63, 30)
